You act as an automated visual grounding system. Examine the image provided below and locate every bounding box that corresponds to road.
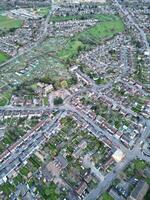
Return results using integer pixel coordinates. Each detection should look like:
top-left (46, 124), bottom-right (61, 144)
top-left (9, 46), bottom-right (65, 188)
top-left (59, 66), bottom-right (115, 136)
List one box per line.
top-left (0, 101), bottom-right (129, 184)
top-left (0, 2), bottom-right (149, 198)
top-left (85, 118), bottom-right (150, 200)
top-left (85, 156), bottom-right (132, 200)
top-left (0, 103), bottom-right (128, 149)
top-left (0, 110), bottom-right (65, 183)
top-left (70, 52), bottom-right (150, 200)
top-left (113, 0), bottom-right (150, 53)
top-left (0, 3), bottom-right (59, 70)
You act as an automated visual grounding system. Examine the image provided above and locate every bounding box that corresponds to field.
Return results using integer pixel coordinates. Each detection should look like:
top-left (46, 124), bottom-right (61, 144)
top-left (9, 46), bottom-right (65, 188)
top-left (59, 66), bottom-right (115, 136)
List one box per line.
top-left (78, 17), bottom-right (124, 41)
top-left (58, 40), bottom-right (86, 62)
top-left (102, 192), bottom-right (114, 200)
top-left (0, 51), bottom-right (10, 63)
top-left (0, 14), bottom-right (124, 104)
top-left (0, 37), bottom-right (70, 89)
top-left (50, 13), bottom-right (119, 22)
top-left (0, 90), bottom-right (12, 106)
top-left (58, 16), bottom-right (124, 62)
top-left (30, 7), bottom-right (50, 17)
top-left (0, 15), bottom-right (23, 31)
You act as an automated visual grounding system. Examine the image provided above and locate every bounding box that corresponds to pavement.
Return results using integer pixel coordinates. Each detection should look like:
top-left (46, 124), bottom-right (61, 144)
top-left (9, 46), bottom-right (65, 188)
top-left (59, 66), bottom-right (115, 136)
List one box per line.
top-left (113, 0), bottom-right (150, 53)
top-left (0, 2), bottom-right (149, 199)
top-left (85, 120), bottom-right (150, 200)
top-left (0, 4), bottom-right (59, 70)
top-left (0, 110), bottom-right (65, 182)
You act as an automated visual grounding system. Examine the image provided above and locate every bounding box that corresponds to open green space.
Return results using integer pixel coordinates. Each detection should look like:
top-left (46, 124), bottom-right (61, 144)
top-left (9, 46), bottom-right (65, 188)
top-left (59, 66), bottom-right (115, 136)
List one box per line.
top-left (0, 15), bottom-right (23, 31)
top-left (0, 96), bottom-right (8, 106)
top-left (57, 16), bottom-right (124, 62)
top-left (0, 37), bottom-right (70, 83)
top-left (50, 13), bottom-right (118, 22)
top-left (102, 192), bottom-right (114, 200)
top-left (0, 37), bottom-right (71, 102)
top-left (54, 97), bottom-right (63, 105)
top-left (34, 7), bottom-right (50, 16)
top-left (78, 17), bottom-right (124, 42)
top-left (0, 51), bottom-right (10, 64)
top-left (0, 14), bottom-right (124, 106)
top-left (0, 90), bottom-right (12, 106)
top-left (58, 40), bottom-right (85, 63)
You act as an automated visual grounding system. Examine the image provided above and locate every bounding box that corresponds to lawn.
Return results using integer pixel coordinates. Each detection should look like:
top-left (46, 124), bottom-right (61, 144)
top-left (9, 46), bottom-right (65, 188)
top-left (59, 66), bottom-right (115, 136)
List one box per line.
top-left (102, 192), bottom-right (114, 200)
top-left (39, 182), bottom-right (58, 200)
top-left (77, 17), bottom-right (124, 43)
top-left (29, 154), bottom-right (42, 169)
top-left (0, 96), bottom-right (8, 106)
top-left (0, 15), bottom-right (23, 31)
top-left (20, 166), bottom-right (30, 176)
top-left (57, 16), bottom-right (124, 62)
top-left (13, 174), bottom-right (25, 185)
top-left (58, 40), bottom-right (85, 62)
top-left (50, 14), bottom-right (118, 22)
top-left (43, 96), bottom-right (49, 106)
top-left (34, 7), bottom-right (50, 16)
top-left (0, 51), bottom-right (10, 63)
top-left (0, 90), bottom-right (12, 106)
top-left (0, 182), bottom-right (15, 197)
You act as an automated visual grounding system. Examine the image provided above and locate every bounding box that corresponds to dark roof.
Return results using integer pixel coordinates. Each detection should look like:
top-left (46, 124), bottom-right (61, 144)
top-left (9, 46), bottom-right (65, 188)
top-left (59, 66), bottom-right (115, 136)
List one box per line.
top-left (130, 180), bottom-right (149, 200)
top-left (144, 168), bottom-right (150, 178)
top-left (55, 154), bottom-right (68, 168)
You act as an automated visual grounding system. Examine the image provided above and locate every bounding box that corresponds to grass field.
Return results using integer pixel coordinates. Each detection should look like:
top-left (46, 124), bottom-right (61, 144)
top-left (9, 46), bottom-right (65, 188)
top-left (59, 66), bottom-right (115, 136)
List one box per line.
top-left (58, 16), bottom-right (124, 62)
top-left (0, 15), bottom-right (23, 31)
top-left (78, 17), bottom-right (124, 42)
top-left (0, 51), bottom-right (10, 63)
top-left (33, 7), bottom-right (50, 17)
top-left (50, 13), bottom-right (118, 22)
top-left (102, 192), bottom-right (114, 200)
top-left (0, 91), bottom-right (12, 106)
top-left (58, 40), bottom-right (86, 61)
top-left (0, 14), bottom-right (124, 99)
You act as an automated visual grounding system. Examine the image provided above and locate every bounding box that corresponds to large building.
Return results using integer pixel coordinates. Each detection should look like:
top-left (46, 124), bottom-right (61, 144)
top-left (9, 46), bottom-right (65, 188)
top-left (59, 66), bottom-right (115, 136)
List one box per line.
top-left (128, 180), bottom-right (149, 200)
top-left (112, 149), bottom-right (125, 163)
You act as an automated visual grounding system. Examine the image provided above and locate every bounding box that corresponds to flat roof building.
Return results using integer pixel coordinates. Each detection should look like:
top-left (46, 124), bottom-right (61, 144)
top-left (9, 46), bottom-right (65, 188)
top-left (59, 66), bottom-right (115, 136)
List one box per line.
top-left (112, 149), bottom-right (124, 163)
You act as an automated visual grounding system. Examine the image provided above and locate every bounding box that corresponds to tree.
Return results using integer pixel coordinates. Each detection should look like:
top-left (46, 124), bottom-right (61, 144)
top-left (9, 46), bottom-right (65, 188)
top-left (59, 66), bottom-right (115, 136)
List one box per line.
top-left (40, 76), bottom-right (53, 84)
top-left (67, 76), bottom-right (77, 87)
top-left (54, 97), bottom-right (63, 105)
